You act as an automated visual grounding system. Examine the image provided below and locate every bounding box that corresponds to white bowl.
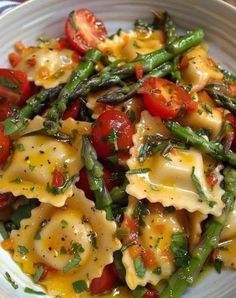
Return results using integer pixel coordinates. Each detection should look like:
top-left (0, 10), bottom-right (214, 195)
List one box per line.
top-left (0, 0), bottom-right (236, 297)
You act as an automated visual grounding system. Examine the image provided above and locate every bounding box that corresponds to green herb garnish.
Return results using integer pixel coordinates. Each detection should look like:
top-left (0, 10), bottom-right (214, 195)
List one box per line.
top-left (72, 280), bottom-right (88, 293)
top-left (33, 266), bottom-right (44, 282)
top-left (134, 256), bottom-right (146, 278)
top-left (17, 245), bottom-right (29, 255)
top-left (5, 272), bottom-right (18, 289)
top-left (24, 287), bottom-right (45, 295)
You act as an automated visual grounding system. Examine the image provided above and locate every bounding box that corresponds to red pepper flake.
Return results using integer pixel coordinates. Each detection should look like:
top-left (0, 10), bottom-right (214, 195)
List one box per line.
top-left (52, 168), bottom-right (65, 188)
top-left (135, 63), bottom-right (144, 80)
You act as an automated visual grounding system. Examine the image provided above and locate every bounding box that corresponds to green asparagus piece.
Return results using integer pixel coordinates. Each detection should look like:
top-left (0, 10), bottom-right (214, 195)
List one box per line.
top-left (165, 121), bottom-right (236, 167)
top-left (218, 67), bottom-right (236, 81)
top-left (73, 29), bottom-right (204, 98)
top-left (205, 84), bottom-right (236, 115)
top-left (98, 62), bottom-right (173, 104)
top-left (81, 136), bottom-right (113, 220)
top-left (164, 13), bottom-right (177, 46)
top-left (160, 167), bottom-right (236, 298)
top-left (44, 49), bottom-right (103, 135)
top-left (166, 29), bottom-right (204, 55)
top-left (3, 85), bottom-right (63, 136)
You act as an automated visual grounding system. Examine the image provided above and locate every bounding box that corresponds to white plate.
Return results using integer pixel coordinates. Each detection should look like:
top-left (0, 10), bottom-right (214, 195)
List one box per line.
top-left (0, 0), bottom-right (236, 297)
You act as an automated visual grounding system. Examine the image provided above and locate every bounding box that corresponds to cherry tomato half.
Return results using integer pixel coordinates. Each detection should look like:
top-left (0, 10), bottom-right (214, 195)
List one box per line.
top-left (0, 69), bottom-right (33, 107)
top-left (65, 8), bottom-right (107, 54)
top-left (89, 264), bottom-right (117, 295)
top-left (62, 99), bottom-right (81, 120)
top-left (138, 77), bottom-right (197, 120)
top-left (0, 124), bottom-right (10, 164)
top-left (91, 110), bottom-right (134, 159)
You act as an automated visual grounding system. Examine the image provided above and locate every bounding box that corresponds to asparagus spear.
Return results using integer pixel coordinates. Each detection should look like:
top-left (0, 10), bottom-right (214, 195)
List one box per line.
top-left (73, 29), bottom-right (204, 98)
top-left (205, 84), bottom-right (236, 115)
top-left (3, 85), bottom-right (63, 135)
top-left (98, 62), bottom-right (173, 104)
top-left (160, 167), bottom-right (236, 298)
top-left (164, 13), bottom-right (177, 46)
top-left (165, 121), bottom-right (236, 167)
top-left (44, 49), bottom-right (103, 135)
top-left (81, 135), bottom-right (113, 220)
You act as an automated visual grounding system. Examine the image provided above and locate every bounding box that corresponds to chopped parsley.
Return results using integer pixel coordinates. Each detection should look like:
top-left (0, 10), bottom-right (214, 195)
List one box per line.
top-left (72, 280), bottom-right (88, 293)
top-left (34, 229), bottom-right (41, 240)
top-left (214, 258), bottom-right (223, 274)
top-left (191, 167), bottom-right (215, 207)
top-left (17, 245), bottom-right (29, 255)
top-left (5, 272), bottom-right (18, 289)
top-left (33, 266), bottom-right (44, 282)
top-left (24, 287), bottom-right (45, 295)
top-left (103, 128), bottom-right (119, 151)
top-left (170, 232), bottom-right (189, 268)
top-left (134, 256), bottom-right (146, 278)
top-left (16, 143), bottom-right (25, 152)
top-left (29, 164), bottom-right (36, 172)
top-left (63, 255), bottom-right (81, 273)
top-left (10, 178), bottom-right (23, 184)
top-left (60, 246), bottom-right (67, 255)
top-left (152, 267), bottom-right (162, 275)
top-left (60, 219), bottom-right (68, 229)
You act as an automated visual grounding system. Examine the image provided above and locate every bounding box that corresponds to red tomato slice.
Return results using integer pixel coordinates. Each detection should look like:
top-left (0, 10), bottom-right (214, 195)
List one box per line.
top-left (62, 99), bottom-right (81, 120)
top-left (51, 168), bottom-right (65, 188)
top-left (89, 264), bottom-right (117, 295)
top-left (138, 77), bottom-right (198, 120)
top-left (65, 8), bottom-right (107, 54)
top-left (91, 110), bottom-right (134, 159)
top-left (0, 69), bottom-right (33, 107)
top-left (0, 101), bottom-right (12, 121)
top-left (0, 124), bottom-right (10, 164)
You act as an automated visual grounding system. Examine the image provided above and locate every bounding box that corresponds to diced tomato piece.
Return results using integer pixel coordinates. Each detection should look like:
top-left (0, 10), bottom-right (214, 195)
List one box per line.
top-left (0, 124), bottom-right (10, 164)
top-left (65, 8), bottom-right (107, 54)
top-left (138, 77), bottom-right (198, 120)
top-left (51, 168), bottom-right (65, 188)
top-left (0, 69), bottom-right (33, 107)
top-left (122, 214), bottom-right (139, 243)
top-left (91, 110), bottom-right (134, 159)
top-left (128, 244), bottom-right (142, 260)
top-left (62, 99), bottom-right (81, 120)
top-left (141, 248), bottom-right (158, 269)
top-left (55, 37), bottom-right (70, 50)
top-left (90, 264), bottom-right (117, 295)
top-left (178, 55), bottom-right (189, 70)
top-left (135, 63), bottom-right (144, 80)
top-left (8, 52), bottom-right (21, 67)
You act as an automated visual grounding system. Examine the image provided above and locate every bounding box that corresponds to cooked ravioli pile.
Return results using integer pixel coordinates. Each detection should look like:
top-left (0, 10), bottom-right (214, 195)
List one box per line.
top-left (0, 7), bottom-right (236, 298)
